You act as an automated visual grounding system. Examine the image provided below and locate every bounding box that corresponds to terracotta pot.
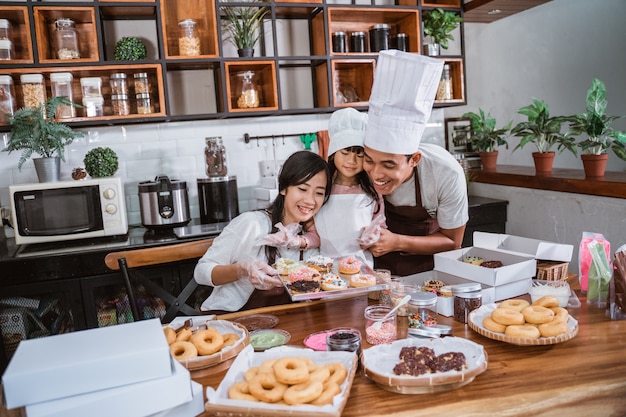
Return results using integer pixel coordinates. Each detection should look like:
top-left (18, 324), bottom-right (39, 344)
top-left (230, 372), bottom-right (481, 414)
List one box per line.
top-left (532, 151), bottom-right (555, 173)
top-left (478, 151), bottom-right (498, 171)
top-left (581, 153), bottom-right (609, 178)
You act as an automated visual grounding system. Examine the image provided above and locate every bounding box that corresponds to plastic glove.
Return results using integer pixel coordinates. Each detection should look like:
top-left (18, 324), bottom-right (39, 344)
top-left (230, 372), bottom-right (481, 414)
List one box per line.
top-left (236, 260), bottom-right (283, 290)
top-left (357, 215), bottom-right (386, 246)
top-left (259, 222), bottom-right (303, 249)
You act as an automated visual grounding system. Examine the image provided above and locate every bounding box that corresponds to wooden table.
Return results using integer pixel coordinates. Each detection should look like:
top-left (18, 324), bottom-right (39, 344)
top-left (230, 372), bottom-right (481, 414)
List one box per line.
top-left (196, 284), bottom-right (626, 417)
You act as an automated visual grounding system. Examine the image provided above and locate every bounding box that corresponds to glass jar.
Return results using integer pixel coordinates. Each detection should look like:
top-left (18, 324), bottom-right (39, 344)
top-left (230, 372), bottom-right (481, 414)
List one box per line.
top-left (80, 77), bottom-right (102, 98)
top-left (135, 93), bottom-right (153, 114)
top-left (235, 71), bottom-right (260, 109)
top-left (364, 305), bottom-right (397, 345)
top-left (407, 292), bottom-right (438, 329)
top-left (54, 18), bottom-right (80, 59)
top-left (204, 137), bottom-right (228, 177)
top-left (178, 19), bottom-right (200, 56)
top-left (50, 72), bottom-right (76, 119)
top-left (369, 23), bottom-right (390, 52)
top-left (380, 275), bottom-right (401, 307)
top-left (109, 73), bottom-right (128, 96)
top-left (436, 64), bottom-right (453, 101)
top-left (0, 19), bottom-right (10, 40)
top-left (350, 32), bottom-right (365, 53)
top-left (452, 283), bottom-right (482, 324)
top-left (390, 283), bottom-right (419, 316)
top-left (326, 327), bottom-right (361, 353)
top-left (393, 33), bottom-right (408, 52)
top-left (332, 31), bottom-right (346, 53)
top-left (369, 268), bottom-right (391, 300)
top-left (0, 75), bottom-right (16, 123)
top-left (0, 39), bottom-right (13, 60)
top-left (20, 73), bottom-right (46, 109)
top-left (111, 94), bottom-right (130, 116)
top-left (82, 96), bottom-right (104, 117)
top-left (133, 72), bottom-right (150, 94)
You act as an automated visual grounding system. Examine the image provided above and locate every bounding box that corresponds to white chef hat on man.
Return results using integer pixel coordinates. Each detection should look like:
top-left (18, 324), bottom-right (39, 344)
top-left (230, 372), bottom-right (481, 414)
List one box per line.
top-left (364, 50), bottom-right (444, 155)
top-left (328, 107), bottom-right (368, 156)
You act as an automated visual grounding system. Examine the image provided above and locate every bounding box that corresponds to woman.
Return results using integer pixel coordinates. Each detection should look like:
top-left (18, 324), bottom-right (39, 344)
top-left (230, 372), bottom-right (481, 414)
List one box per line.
top-left (194, 150), bottom-right (332, 313)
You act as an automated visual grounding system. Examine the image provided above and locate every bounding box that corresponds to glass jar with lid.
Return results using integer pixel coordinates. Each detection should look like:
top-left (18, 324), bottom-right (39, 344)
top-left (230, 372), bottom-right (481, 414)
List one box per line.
top-left (20, 73), bottom-right (46, 110)
top-left (133, 72), bottom-right (150, 94)
top-left (178, 19), bottom-right (200, 56)
top-left (80, 77), bottom-right (102, 98)
top-left (50, 72), bottom-right (76, 118)
top-left (452, 283), bottom-right (482, 324)
top-left (0, 75), bottom-right (17, 123)
top-left (436, 64), bottom-right (453, 101)
top-left (369, 23), bottom-right (390, 52)
top-left (135, 93), bottom-right (153, 114)
top-left (54, 18), bottom-right (80, 59)
top-left (111, 94), bottom-right (130, 116)
top-left (407, 291), bottom-right (438, 329)
top-left (109, 73), bottom-right (128, 96)
top-left (326, 327), bottom-right (361, 353)
top-left (390, 283), bottom-right (418, 316)
top-left (0, 19), bottom-right (10, 40)
top-left (0, 39), bottom-right (13, 60)
top-left (235, 71), bottom-right (260, 109)
top-left (204, 137), bottom-right (228, 177)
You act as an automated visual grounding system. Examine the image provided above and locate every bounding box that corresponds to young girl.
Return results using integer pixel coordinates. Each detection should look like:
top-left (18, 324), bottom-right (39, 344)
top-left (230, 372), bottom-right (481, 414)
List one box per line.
top-left (194, 150), bottom-right (332, 313)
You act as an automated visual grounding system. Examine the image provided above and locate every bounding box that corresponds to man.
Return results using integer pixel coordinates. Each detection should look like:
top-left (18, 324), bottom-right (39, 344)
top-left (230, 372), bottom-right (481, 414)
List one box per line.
top-left (360, 50), bottom-right (469, 276)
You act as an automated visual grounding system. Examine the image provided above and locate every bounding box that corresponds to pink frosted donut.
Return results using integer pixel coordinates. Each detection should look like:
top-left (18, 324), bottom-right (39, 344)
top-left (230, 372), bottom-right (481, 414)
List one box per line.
top-left (338, 256), bottom-right (362, 274)
top-left (288, 266), bottom-right (320, 283)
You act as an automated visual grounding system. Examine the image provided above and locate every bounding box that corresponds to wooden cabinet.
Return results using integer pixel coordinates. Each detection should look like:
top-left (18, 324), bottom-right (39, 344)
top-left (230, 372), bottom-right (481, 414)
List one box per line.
top-left (0, 0), bottom-right (465, 130)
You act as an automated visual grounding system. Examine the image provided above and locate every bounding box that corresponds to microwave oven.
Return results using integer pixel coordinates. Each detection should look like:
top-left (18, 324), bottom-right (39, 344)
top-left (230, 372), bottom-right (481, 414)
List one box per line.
top-left (9, 177), bottom-right (128, 245)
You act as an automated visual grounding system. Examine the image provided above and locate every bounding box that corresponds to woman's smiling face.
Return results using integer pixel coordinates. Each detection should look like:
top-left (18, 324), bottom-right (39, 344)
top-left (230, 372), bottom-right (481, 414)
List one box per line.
top-left (362, 146), bottom-right (419, 195)
top-left (281, 170), bottom-right (328, 224)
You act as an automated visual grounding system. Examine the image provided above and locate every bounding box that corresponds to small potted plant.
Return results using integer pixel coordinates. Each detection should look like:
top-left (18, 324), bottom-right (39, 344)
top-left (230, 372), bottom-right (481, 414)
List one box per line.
top-left (221, 0), bottom-right (269, 57)
top-left (114, 36), bottom-right (148, 61)
top-left (4, 96), bottom-right (84, 182)
top-left (462, 109), bottom-right (511, 171)
top-left (422, 8), bottom-right (463, 56)
top-left (511, 99), bottom-right (577, 173)
top-left (84, 146), bottom-right (119, 178)
top-left (568, 78), bottom-right (626, 177)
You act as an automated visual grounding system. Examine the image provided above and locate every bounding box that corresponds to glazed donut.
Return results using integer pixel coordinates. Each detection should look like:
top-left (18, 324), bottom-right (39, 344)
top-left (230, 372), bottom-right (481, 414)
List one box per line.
top-left (273, 357), bottom-right (310, 385)
top-left (491, 307), bottom-right (525, 325)
top-left (283, 379), bottom-right (324, 405)
top-left (349, 273), bottom-right (377, 288)
top-left (532, 295), bottom-right (560, 308)
top-left (311, 380), bottom-right (342, 406)
top-left (338, 256), bottom-right (362, 274)
top-left (190, 328), bottom-right (224, 355)
top-left (169, 341), bottom-right (198, 361)
top-left (228, 381), bottom-right (259, 402)
top-left (302, 357), bottom-right (316, 372)
top-left (175, 328), bottom-right (192, 342)
top-left (325, 362), bottom-right (348, 385)
top-left (550, 307), bottom-right (569, 324)
top-left (498, 299), bottom-right (530, 312)
top-left (521, 306), bottom-right (555, 324)
top-left (259, 359), bottom-right (278, 374)
top-left (163, 327), bottom-right (176, 345)
top-left (483, 316), bottom-right (507, 333)
top-left (222, 333), bottom-right (240, 348)
top-left (505, 324), bottom-right (541, 339)
top-left (248, 373), bottom-right (288, 403)
top-left (308, 366), bottom-right (331, 383)
top-left (538, 319), bottom-right (569, 337)
top-left (244, 366), bottom-right (260, 382)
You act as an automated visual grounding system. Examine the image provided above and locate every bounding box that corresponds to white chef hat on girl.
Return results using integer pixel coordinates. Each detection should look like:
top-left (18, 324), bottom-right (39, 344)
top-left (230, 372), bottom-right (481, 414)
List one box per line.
top-left (364, 50), bottom-right (443, 154)
top-left (328, 107), bottom-right (368, 156)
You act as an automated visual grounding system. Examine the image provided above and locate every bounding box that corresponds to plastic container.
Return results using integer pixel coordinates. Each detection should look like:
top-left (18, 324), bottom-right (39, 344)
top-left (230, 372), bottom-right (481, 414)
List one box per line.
top-left (80, 77), bottom-right (103, 98)
top-left (82, 96), bottom-right (104, 117)
top-left (332, 31), bottom-right (346, 53)
top-left (0, 19), bottom-right (10, 40)
top-left (350, 32), bottom-right (366, 53)
top-left (0, 75), bottom-right (17, 123)
top-left (205, 137), bottom-right (228, 177)
top-left (0, 39), bottom-right (13, 60)
top-left (111, 94), bottom-right (130, 116)
top-left (436, 64), bottom-right (453, 101)
top-left (452, 283), bottom-right (482, 324)
top-left (369, 23), bottom-right (390, 52)
top-left (364, 305), bottom-right (397, 345)
top-left (20, 73), bottom-right (46, 109)
top-left (54, 18), bottom-right (80, 59)
top-left (135, 93), bottom-right (153, 114)
top-left (407, 291), bottom-right (438, 329)
top-left (235, 71), bottom-right (260, 109)
top-left (109, 73), bottom-right (128, 96)
top-left (133, 72), bottom-right (150, 94)
top-left (49, 72), bottom-right (76, 118)
top-left (390, 283), bottom-right (419, 316)
top-left (178, 19), bottom-right (200, 56)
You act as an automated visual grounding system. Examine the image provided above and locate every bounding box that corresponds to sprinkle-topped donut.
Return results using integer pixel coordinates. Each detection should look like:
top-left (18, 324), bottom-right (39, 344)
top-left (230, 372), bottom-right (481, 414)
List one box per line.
top-left (305, 255), bottom-right (334, 273)
top-left (320, 273), bottom-right (348, 291)
top-left (288, 266), bottom-right (321, 283)
top-left (338, 256), bottom-right (362, 274)
top-left (274, 258), bottom-right (301, 276)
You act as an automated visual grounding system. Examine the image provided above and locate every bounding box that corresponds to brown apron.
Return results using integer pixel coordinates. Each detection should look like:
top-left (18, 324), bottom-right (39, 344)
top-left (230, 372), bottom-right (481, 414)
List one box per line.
top-left (374, 169), bottom-right (440, 276)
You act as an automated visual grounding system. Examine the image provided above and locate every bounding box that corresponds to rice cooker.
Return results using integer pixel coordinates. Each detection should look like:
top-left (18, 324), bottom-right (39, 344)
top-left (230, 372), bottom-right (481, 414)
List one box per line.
top-left (138, 175), bottom-right (191, 228)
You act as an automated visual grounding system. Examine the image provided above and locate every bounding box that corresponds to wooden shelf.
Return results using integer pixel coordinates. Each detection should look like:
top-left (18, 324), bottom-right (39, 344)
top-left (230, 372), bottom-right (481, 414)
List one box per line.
top-left (463, 0), bottom-right (552, 23)
top-left (434, 57), bottom-right (465, 105)
top-left (224, 61), bottom-right (278, 113)
top-left (0, 6), bottom-right (33, 64)
top-left (160, 0), bottom-right (219, 59)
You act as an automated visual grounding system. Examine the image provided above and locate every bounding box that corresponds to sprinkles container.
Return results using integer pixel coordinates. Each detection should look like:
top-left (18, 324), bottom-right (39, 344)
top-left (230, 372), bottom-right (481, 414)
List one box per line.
top-left (407, 291), bottom-right (438, 329)
top-left (364, 305), bottom-right (397, 345)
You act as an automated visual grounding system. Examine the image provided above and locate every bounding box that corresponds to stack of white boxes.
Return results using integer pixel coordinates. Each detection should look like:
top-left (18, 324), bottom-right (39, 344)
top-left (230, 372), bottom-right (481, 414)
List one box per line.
top-left (254, 176), bottom-right (279, 209)
top-left (2, 319), bottom-right (205, 417)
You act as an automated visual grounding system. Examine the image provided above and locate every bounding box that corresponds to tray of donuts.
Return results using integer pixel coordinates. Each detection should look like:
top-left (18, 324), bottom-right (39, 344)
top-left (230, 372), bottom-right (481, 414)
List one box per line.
top-left (204, 345), bottom-right (357, 417)
top-left (275, 255), bottom-right (388, 302)
top-left (164, 317), bottom-right (249, 371)
top-left (468, 296), bottom-right (579, 346)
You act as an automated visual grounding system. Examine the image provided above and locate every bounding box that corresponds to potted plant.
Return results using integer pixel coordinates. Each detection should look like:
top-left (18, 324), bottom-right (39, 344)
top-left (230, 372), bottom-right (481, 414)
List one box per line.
top-left (221, 0), bottom-right (269, 57)
top-left (568, 78), bottom-right (626, 177)
top-left (4, 96), bottom-right (84, 182)
top-left (84, 147), bottom-right (119, 178)
top-left (511, 99), bottom-right (577, 173)
top-left (462, 109), bottom-right (511, 171)
top-left (422, 8), bottom-right (463, 56)
top-left (114, 36), bottom-right (148, 61)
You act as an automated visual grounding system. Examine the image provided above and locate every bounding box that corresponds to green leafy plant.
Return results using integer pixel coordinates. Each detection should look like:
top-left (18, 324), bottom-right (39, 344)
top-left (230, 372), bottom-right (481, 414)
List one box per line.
top-left (84, 147), bottom-right (119, 178)
top-left (462, 109), bottom-right (511, 153)
top-left (511, 99), bottom-right (577, 155)
top-left (568, 78), bottom-right (626, 161)
top-left (114, 36), bottom-right (148, 61)
top-left (221, 0), bottom-right (269, 51)
top-left (422, 8), bottom-right (463, 49)
top-left (4, 96), bottom-right (84, 170)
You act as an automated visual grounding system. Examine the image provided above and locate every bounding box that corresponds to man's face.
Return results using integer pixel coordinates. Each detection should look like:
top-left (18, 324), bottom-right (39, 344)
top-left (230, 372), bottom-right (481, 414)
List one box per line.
top-left (363, 146), bottom-right (420, 195)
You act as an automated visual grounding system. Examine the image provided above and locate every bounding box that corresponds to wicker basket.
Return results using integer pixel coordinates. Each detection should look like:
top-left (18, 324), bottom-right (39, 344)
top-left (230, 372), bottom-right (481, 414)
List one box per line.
top-left (536, 261), bottom-right (569, 281)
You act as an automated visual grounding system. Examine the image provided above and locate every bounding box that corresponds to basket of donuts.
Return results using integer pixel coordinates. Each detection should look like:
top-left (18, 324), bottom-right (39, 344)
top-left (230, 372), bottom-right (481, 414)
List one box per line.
top-left (165, 317), bottom-right (249, 371)
top-left (468, 296), bottom-right (579, 346)
top-left (362, 337), bottom-right (488, 394)
top-left (204, 345), bottom-right (358, 417)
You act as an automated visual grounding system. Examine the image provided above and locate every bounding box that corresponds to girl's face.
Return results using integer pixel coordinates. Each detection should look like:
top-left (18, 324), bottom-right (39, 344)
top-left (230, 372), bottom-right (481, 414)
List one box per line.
top-left (333, 148), bottom-right (364, 181)
top-left (281, 170), bottom-right (328, 225)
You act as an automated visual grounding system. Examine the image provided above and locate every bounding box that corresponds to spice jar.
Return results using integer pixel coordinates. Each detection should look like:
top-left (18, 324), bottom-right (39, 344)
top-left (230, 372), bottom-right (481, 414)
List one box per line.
top-left (392, 33), bottom-right (408, 52)
top-left (380, 275), bottom-right (401, 307)
top-left (80, 77), bottom-right (102, 98)
top-left (407, 292), bottom-right (438, 329)
top-left (0, 75), bottom-right (16, 123)
top-left (364, 305), bottom-right (397, 345)
top-left (0, 19), bottom-right (10, 40)
top-left (332, 31), bottom-right (346, 53)
top-left (0, 39), bottom-right (13, 60)
top-left (452, 283), bottom-right (482, 324)
top-left (205, 137), bottom-right (228, 177)
top-left (390, 283), bottom-right (419, 316)
top-left (350, 32), bottom-right (366, 53)
top-left (369, 23), bottom-right (390, 52)
top-left (135, 93), bottom-right (153, 114)
top-left (50, 72), bottom-right (76, 119)
top-left (82, 96), bottom-right (104, 117)
top-left (111, 94), bottom-right (130, 116)
top-left (20, 73), bottom-right (46, 110)
top-left (326, 327), bottom-right (361, 353)
top-left (54, 18), bottom-right (80, 59)
top-left (133, 72), bottom-right (150, 94)
top-left (235, 71), bottom-right (260, 109)
top-left (109, 73), bottom-right (128, 96)
top-left (436, 64), bottom-right (453, 101)
top-left (178, 19), bottom-right (200, 56)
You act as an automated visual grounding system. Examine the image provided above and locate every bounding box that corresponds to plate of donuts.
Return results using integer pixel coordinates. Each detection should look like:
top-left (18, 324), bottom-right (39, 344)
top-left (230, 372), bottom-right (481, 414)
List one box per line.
top-left (164, 317), bottom-right (249, 371)
top-left (468, 301), bottom-right (579, 346)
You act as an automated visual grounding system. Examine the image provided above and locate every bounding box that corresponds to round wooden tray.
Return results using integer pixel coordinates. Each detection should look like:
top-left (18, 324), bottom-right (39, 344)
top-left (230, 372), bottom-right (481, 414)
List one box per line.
top-left (468, 303), bottom-right (579, 346)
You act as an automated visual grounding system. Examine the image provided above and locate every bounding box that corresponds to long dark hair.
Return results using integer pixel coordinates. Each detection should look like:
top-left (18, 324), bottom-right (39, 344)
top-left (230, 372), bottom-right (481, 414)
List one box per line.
top-left (328, 146), bottom-right (380, 215)
top-left (264, 151), bottom-right (332, 264)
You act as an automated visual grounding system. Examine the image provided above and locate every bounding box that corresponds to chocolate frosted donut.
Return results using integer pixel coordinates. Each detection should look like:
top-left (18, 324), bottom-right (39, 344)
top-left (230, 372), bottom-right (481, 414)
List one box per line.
top-left (481, 260), bottom-right (503, 268)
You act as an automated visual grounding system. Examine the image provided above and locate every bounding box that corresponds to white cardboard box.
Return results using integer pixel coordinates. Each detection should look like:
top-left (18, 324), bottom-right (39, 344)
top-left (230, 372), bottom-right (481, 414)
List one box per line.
top-left (148, 380), bottom-right (204, 417)
top-left (472, 231), bottom-right (573, 262)
top-left (2, 319), bottom-right (171, 409)
top-left (24, 359), bottom-right (193, 417)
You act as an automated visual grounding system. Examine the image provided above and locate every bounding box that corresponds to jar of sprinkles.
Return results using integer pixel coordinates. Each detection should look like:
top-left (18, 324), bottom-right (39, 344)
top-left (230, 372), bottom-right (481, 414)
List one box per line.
top-left (407, 291), bottom-right (437, 329)
top-left (364, 305), bottom-right (397, 345)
